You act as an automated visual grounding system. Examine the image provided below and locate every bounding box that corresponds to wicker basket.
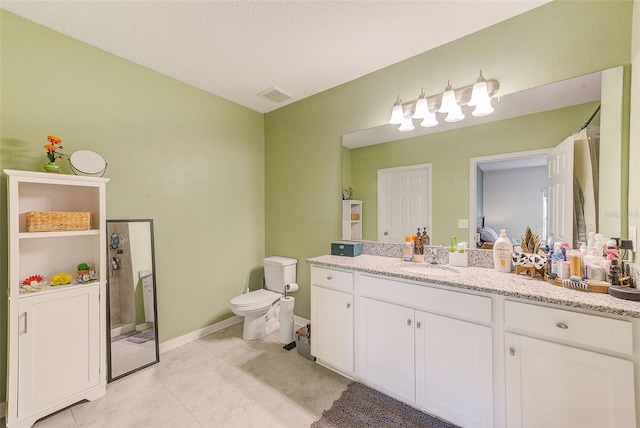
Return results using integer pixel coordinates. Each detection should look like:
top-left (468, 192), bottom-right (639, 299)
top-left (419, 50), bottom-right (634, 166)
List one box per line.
top-left (26, 211), bottom-right (91, 232)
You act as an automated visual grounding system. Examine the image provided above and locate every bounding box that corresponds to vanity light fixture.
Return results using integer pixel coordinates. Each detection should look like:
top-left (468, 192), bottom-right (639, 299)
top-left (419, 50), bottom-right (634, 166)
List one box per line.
top-left (399, 116), bottom-right (415, 132)
top-left (388, 96), bottom-right (405, 125)
top-left (439, 80), bottom-right (465, 122)
top-left (468, 70), bottom-right (495, 117)
top-left (388, 71), bottom-right (499, 131)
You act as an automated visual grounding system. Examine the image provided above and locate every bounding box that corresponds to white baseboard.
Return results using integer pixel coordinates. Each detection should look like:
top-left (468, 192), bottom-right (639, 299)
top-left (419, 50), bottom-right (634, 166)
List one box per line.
top-left (159, 315), bottom-right (243, 353)
top-left (293, 315), bottom-right (310, 328)
top-left (158, 314), bottom-right (311, 354)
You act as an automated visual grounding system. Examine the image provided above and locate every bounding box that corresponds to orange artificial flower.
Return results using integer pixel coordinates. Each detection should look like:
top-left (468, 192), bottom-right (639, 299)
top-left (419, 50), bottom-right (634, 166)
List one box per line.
top-left (47, 135), bottom-right (62, 145)
top-left (44, 135), bottom-right (65, 163)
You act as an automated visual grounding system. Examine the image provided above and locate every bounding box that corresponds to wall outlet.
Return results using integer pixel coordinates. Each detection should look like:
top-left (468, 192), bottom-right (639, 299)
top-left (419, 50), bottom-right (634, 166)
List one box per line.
top-left (630, 226), bottom-right (637, 252)
top-left (458, 219), bottom-right (469, 229)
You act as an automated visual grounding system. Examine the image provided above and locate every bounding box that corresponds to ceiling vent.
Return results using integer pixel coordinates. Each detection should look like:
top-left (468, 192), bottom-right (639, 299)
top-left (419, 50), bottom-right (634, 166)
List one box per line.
top-left (258, 86), bottom-right (293, 103)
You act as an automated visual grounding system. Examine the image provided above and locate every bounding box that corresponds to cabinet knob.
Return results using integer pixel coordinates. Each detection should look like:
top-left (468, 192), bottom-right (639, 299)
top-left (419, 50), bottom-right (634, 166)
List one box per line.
top-left (416, 322), bottom-right (421, 329)
top-left (346, 303), bottom-right (351, 309)
top-left (384, 231), bottom-right (389, 236)
top-left (407, 319), bottom-right (412, 327)
top-left (326, 276), bottom-right (332, 280)
top-left (556, 322), bottom-right (568, 329)
top-left (510, 347), bottom-right (515, 356)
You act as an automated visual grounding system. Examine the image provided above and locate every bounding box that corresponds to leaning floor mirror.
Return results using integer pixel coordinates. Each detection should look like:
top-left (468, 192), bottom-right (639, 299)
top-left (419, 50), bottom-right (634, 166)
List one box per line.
top-left (106, 219), bottom-right (159, 381)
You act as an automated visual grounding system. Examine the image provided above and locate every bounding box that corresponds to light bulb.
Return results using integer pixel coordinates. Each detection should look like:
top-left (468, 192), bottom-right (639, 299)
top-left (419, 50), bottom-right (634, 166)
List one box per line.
top-left (469, 71), bottom-right (492, 108)
top-left (398, 116), bottom-right (415, 132)
top-left (420, 110), bottom-right (438, 128)
top-left (389, 96), bottom-right (404, 124)
top-left (438, 80), bottom-right (458, 114)
top-left (445, 104), bottom-right (465, 122)
top-left (412, 89), bottom-right (429, 119)
top-left (472, 98), bottom-right (494, 116)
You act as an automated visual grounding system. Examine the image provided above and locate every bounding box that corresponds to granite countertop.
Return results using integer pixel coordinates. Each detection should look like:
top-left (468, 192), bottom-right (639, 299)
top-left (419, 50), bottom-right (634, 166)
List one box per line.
top-left (307, 254), bottom-right (640, 318)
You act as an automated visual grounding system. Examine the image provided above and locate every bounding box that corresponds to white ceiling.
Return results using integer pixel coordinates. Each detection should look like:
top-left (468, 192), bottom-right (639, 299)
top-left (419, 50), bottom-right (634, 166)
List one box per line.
top-left (1, 0), bottom-right (549, 113)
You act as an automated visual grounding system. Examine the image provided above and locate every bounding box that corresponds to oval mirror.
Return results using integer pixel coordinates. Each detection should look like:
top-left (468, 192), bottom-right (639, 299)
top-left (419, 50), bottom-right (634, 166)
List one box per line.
top-left (69, 150), bottom-right (107, 176)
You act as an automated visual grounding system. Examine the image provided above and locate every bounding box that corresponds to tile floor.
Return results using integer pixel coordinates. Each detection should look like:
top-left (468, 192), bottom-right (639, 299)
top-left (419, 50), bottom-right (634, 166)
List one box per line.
top-left (12, 322), bottom-right (350, 428)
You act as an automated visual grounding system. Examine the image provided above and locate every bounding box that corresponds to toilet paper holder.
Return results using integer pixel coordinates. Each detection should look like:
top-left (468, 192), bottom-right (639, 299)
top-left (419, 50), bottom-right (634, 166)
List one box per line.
top-left (284, 282), bottom-right (299, 298)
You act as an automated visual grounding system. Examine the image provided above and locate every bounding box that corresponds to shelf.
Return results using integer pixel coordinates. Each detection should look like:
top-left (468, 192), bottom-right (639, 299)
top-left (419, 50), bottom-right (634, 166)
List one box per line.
top-left (19, 230), bottom-right (100, 239)
top-left (14, 281), bottom-right (102, 299)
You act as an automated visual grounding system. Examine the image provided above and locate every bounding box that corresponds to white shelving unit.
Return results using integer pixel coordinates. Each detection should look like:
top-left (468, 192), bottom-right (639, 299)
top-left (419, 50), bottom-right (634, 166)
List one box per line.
top-left (342, 200), bottom-right (362, 240)
top-left (4, 169), bottom-right (109, 428)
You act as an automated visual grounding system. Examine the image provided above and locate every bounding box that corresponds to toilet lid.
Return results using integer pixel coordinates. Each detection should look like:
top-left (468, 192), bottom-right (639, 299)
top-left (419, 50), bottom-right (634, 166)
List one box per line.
top-left (231, 289), bottom-right (279, 306)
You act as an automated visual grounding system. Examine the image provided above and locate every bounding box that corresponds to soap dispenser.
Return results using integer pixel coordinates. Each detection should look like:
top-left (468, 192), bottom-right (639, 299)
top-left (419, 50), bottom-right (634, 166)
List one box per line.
top-left (493, 229), bottom-right (513, 272)
top-left (421, 227), bottom-right (430, 246)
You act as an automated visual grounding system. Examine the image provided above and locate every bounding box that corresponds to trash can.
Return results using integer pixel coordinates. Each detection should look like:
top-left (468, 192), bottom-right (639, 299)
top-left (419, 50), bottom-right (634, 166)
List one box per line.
top-left (295, 325), bottom-right (316, 361)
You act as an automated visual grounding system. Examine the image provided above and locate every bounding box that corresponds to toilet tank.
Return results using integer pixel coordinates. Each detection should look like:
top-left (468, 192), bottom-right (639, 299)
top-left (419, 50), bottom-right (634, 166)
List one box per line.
top-left (263, 256), bottom-right (297, 293)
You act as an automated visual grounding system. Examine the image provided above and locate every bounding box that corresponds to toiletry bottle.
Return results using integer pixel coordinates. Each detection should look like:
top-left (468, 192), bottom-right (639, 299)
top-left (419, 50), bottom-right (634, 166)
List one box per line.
top-left (450, 236), bottom-right (457, 253)
top-left (403, 236), bottom-right (414, 261)
top-left (493, 229), bottom-right (513, 272)
top-left (569, 250), bottom-right (583, 279)
top-left (421, 227), bottom-right (430, 246)
top-left (414, 229), bottom-right (423, 255)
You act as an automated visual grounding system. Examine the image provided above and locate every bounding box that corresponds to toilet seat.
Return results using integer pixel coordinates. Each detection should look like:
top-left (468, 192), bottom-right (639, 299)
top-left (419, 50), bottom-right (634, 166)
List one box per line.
top-left (231, 289), bottom-right (280, 309)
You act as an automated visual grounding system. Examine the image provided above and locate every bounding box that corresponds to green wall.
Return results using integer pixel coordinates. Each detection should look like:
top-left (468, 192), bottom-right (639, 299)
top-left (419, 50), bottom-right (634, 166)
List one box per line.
top-left (349, 102), bottom-right (600, 244)
top-left (0, 10), bottom-right (265, 403)
top-left (264, 0), bottom-right (633, 320)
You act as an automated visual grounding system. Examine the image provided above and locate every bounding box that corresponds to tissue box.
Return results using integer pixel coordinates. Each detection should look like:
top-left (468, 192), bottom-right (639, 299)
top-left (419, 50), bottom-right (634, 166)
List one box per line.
top-left (331, 240), bottom-right (363, 257)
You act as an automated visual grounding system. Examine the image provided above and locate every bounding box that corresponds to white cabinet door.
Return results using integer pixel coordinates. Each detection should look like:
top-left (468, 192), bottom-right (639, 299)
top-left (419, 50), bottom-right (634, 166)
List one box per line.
top-left (415, 311), bottom-right (493, 427)
top-left (18, 286), bottom-right (100, 417)
top-left (505, 333), bottom-right (636, 428)
top-left (310, 285), bottom-right (354, 374)
top-left (357, 297), bottom-right (415, 402)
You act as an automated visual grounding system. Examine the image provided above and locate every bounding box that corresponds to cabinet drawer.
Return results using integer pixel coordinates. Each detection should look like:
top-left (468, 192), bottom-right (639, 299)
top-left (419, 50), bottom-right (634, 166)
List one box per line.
top-left (360, 275), bottom-right (491, 324)
top-left (504, 300), bottom-right (632, 355)
top-left (311, 266), bottom-right (353, 292)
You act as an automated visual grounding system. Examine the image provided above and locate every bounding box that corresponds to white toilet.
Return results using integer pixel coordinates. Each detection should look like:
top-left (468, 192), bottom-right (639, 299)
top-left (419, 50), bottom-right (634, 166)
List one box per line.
top-left (230, 256), bottom-right (297, 340)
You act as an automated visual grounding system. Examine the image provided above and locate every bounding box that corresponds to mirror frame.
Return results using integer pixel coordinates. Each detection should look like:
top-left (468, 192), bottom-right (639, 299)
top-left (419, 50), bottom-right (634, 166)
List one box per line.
top-left (106, 219), bottom-right (159, 382)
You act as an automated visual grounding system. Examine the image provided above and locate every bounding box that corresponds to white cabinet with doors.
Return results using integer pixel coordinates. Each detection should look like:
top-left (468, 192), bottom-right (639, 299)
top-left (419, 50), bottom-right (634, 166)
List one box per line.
top-left (504, 300), bottom-right (636, 427)
top-left (342, 200), bottom-right (362, 240)
top-left (310, 266), bottom-right (354, 374)
top-left (4, 169), bottom-right (108, 428)
top-left (356, 274), bottom-right (494, 427)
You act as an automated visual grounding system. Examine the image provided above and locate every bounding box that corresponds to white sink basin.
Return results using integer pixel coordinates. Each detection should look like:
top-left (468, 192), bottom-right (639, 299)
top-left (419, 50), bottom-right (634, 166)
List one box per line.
top-left (400, 264), bottom-right (461, 277)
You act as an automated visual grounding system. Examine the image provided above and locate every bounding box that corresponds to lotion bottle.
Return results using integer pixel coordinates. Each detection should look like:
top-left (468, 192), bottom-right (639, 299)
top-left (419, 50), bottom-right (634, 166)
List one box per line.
top-left (403, 236), bottom-right (414, 261)
top-left (493, 229), bottom-right (513, 272)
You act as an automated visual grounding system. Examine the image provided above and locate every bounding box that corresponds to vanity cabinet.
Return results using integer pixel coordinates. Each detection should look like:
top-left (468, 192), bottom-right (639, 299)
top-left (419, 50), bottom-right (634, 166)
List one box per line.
top-left (504, 300), bottom-right (636, 427)
top-left (342, 200), bottom-right (362, 240)
top-left (358, 297), bottom-right (415, 401)
top-left (310, 266), bottom-right (354, 374)
top-left (356, 274), bottom-right (494, 427)
top-left (4, 170), bottom-right (108, 428)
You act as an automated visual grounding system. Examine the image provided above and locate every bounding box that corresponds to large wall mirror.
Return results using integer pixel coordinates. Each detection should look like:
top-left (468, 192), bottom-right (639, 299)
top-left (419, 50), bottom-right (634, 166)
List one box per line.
top-left (342, 66), bottom-right (626, 248)
top-left (106, 219), bottom-right (159, 381)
